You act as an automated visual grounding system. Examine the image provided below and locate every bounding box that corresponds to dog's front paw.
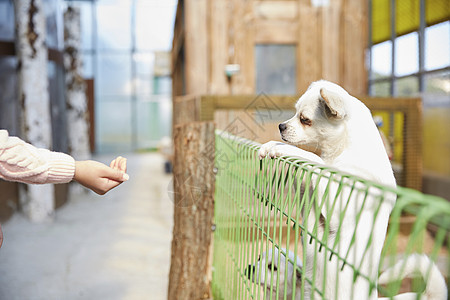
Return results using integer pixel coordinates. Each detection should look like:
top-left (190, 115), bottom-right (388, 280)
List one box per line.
top-left (258, 141), bottom-right (285, 159)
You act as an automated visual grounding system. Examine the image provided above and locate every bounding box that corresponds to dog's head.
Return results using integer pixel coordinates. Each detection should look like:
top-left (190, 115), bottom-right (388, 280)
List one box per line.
top-left (279, 80), bottom-right (352, 159)
top-left (246, 248), bottom-right (302, 298)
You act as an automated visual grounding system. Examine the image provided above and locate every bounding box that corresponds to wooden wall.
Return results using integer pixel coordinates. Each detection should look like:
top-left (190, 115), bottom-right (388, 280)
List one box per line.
top-left (172, 0), bottom-right (368, 98)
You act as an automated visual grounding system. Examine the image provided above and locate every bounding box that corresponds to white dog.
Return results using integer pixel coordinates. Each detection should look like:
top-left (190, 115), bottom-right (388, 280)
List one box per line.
top-left (258, 80), bottom-right (446, 299)
top-left (247, 249), bottom-right (446, 300)
top-left (246, 247), bottom-right (302, 300)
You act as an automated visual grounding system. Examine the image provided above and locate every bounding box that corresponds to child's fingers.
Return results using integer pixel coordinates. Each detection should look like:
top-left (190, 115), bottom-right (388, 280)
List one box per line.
top-left (111, 157), bottom-right (122, 170)
top-left (119, 157), bottom-right (127, 172)
top-left (109, 156), bottom-right (126, 172)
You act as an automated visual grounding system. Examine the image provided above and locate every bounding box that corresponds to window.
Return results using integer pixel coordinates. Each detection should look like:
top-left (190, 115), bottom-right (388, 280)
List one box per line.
top-left (255, 44), bottom-right (297, 95)
top-left (369, 0), bottom-right (450, 179)
top-left (425, 22), bottom-right (450, 71)
top-left (71, 0), bottom-right (176, 152)
top-left (371, 41), bottom-right (392, 78)
top-left (395, 33), bottom-right (418, 77)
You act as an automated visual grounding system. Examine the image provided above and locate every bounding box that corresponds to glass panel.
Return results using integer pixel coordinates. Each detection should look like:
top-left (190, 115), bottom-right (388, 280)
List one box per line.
top-left (371, 81), bottom-right (391, 96)
top-left (134, 74), bottom-right (153, 96)
top-left (96, 96), bottom-right (133, 152)
top-left (135, 0), bottom-right (177, 51)
top-left (0, 56), bottom-right (19, 135)
top-left (396, 76), bottom-right (419, 96)
top-left (96, 0), bottom-right (131, 50)
top-left (423, 71), bottom-right (450, 175)
top-left (134, 52), bottom-right (154, 95)
top-left (0, 0), bottom-right (14, 40)
top-left (43, 0), bottom-right (64, 50)
top-left (425, 22), bottom-right (450, 71)
top-left (423, 71), bottom-right (450, 109)
top-left (134, 52), bottom-right (154, 75)
top-left (153, 76), bottom-right (172, 95)
top-left (47, 61), bottom-right (68, 152)
top-left (371, 41), bottom-right (392, 78)
top-left (97, 53), bottom-right (131, 96)
top-left (255, 44), bottom-right (297, 95)
top-left (79, 1), bottom-right (94, 51)
top-left (395, 32), bottom-right (418, 76)
top-left (81, 52), bottom-right (94, 78)
top-left (136, 95), bottom-right (172, 149)
top-left (425, 71), bottom-right (450, 96)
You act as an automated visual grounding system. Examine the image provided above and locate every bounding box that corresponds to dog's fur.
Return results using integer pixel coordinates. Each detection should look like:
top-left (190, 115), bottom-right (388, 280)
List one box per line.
top-left (258, 80), bottom-right (446, 299)
top-left (378, 254), bottom-right (447, 300)
top-left (248, 249), bottom-right (446, 300)
top-left (246, 248), bottom-right (302, 300)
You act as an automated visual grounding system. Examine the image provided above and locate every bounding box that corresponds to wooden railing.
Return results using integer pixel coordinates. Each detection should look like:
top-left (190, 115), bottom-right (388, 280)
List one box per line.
top-left (173, 94), bottom-right (422, 190)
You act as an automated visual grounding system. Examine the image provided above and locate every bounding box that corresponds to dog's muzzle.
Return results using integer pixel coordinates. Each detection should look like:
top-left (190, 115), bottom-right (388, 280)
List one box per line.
top-left (245, 264), bottom-right (255, 280)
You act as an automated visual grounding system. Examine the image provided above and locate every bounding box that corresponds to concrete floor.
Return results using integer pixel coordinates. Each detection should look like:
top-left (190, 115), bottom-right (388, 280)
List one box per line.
top-left (0, 152), bottom-right (173, 300)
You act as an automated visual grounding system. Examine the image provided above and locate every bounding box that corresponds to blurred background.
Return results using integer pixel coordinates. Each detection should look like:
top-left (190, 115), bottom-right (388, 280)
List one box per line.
top-left (0, 0), bottom-right (175, 153)
top-left (0, 0), bottom-right (448, 299)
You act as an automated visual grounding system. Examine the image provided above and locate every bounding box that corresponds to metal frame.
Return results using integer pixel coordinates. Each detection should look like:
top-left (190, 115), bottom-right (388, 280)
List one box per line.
top-left (368, 0), bottom-right (450, 96)
top-left (67, 0), bottom-right (174, 151)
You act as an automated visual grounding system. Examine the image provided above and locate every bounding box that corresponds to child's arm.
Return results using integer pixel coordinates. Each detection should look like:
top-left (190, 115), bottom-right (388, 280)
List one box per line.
top-left (0, 130), bottom-right (129, 194)
top-left (0, 130), bottom-right (75, 184)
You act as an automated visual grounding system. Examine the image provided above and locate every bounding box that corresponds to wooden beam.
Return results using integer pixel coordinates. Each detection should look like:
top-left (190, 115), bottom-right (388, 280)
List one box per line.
top-left (253, 0), bottom-right (298, 20)
top-left (185, 94), bottom-right (423, 190)
top-left (254, 20), bottom-right (298, 44)
top-left (0, 41), bottom-right (15, 56)
top-left (298, 3), bottom-right (322, 92)
top-left (173, 95), bottom-right (201, 125)
top-left (168, 121), bottom-right (215, 300)
top-left (195, 95), bottom-right (423, 116)
top-left (184, 0), bottom-right (209, 94)
top-left (208, 0), bottom-right (230, 94)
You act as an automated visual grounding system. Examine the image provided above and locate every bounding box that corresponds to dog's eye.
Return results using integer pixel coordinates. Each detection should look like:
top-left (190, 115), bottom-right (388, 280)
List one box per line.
top-left (300, 115), bottom-right (312, 126)
top-left (268, 263), bottom-right (277, 271)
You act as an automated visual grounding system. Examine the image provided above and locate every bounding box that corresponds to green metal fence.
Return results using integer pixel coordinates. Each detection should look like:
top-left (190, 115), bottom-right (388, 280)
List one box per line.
top-left (212, 131), bottom-right (449, 300)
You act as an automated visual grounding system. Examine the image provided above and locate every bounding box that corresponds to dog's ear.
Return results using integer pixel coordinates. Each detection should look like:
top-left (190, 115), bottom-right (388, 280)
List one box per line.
top-left (319, 88), bottom-right (346, 120)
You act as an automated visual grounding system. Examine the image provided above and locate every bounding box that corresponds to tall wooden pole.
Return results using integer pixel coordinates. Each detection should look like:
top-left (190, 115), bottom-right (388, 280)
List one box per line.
top-left (14, 0), bottom-right (54, 222)
top-left (64, 6), bottom-right (90, 162)
top-left (168, 121), bottom-right (215, 300)
top-left (64, 6), bottom-right (90, 195)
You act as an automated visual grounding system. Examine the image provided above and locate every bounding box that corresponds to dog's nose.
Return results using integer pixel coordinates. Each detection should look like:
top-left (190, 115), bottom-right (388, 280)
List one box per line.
top-left (245, 265), bottom-right (255, 280)
top-left (279, 123), bottom-right (287, 132)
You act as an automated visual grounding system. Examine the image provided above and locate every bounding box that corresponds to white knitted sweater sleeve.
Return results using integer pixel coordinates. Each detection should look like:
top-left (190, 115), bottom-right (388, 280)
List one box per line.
top-left (0, 130), bottom-right (75, 184)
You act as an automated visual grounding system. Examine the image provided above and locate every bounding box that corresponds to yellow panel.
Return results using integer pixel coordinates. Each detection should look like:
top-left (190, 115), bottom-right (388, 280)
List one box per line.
top-left (426, 0), bottom-right (450, 26)
top-left (423, 107), bottom-right (450, 176)
top-left (395, 0), bottom-right (420, 36)
top-left (372, 0), bottom-right (391, 44)
top-left (372, 0), bottom-right (450, 44)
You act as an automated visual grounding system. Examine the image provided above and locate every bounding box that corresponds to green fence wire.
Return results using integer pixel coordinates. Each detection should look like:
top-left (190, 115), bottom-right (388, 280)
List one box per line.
top-left (212, 131), bottom-right (449, 300)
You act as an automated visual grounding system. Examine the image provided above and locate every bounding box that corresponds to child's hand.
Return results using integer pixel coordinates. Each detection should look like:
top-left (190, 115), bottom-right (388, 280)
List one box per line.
top-left (74, 156), bottom-right (129, 195)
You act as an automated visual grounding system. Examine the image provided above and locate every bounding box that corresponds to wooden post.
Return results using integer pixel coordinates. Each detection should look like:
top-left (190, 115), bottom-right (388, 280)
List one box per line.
top-left (14, 0), bottom-right (54, 222)
top-left (64, 6), bottom-right (90, 195)
top-left (63, 6), bottom-right (90, 160)
top-left (168, 121), bottom-right (215, 300)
